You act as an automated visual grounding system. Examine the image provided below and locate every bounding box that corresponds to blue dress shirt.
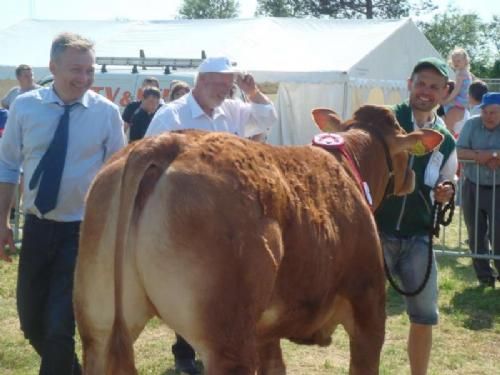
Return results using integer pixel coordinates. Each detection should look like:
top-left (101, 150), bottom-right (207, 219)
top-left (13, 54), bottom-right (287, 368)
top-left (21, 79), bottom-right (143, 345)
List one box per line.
top-left (0, 86), bottom-right (126, 221)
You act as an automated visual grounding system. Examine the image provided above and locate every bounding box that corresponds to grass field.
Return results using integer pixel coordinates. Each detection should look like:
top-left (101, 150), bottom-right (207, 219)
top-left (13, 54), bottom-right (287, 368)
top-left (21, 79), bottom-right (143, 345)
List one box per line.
top-left (0, 218), bottom-right (499, 374)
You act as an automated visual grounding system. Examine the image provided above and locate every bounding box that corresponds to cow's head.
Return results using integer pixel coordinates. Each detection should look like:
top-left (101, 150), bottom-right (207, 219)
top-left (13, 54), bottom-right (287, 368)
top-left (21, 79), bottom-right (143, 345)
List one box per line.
top-left (312, 105), bottom-right (443, 199)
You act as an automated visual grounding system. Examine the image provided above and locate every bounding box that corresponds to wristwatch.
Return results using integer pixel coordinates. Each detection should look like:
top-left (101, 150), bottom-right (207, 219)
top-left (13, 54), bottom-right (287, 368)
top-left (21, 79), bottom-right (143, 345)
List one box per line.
top-left (493, 151), bottom-right (498, 158)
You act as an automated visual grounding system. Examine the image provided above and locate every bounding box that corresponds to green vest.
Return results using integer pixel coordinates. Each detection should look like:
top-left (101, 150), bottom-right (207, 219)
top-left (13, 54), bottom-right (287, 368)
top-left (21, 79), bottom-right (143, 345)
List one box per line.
top-left (375, 101), bottom-right (456, 236)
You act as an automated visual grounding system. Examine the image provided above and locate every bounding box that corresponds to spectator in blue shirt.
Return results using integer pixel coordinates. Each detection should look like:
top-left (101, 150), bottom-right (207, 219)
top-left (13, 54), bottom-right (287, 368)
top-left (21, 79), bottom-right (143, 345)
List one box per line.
top-left (457, 92), bottom-right (500, 288)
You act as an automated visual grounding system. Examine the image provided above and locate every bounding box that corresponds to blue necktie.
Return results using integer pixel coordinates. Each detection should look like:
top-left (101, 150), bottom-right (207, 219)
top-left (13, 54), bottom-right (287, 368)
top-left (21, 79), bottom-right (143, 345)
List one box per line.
top-left (29, 103), bottom-right (77, 215)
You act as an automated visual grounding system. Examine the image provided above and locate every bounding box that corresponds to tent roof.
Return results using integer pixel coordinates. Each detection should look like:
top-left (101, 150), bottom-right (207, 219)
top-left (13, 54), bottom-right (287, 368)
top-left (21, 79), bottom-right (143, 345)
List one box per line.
top-left (0, 17), bottom-right (439, 82)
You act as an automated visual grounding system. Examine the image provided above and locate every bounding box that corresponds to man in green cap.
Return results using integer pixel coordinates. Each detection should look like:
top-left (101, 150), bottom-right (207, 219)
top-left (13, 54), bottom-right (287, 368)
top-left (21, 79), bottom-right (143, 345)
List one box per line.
top-left (375, 57), bottom-right (457, 375)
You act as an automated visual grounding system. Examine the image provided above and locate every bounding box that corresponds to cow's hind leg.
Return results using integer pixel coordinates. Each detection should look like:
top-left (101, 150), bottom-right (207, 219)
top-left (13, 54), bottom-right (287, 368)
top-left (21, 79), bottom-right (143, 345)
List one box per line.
top-left (76, 246), bottom-right (154, 375)
top-left (78, 286), bottom-right (154, 375)
top-left (257, 339), bottom-right (286, 375)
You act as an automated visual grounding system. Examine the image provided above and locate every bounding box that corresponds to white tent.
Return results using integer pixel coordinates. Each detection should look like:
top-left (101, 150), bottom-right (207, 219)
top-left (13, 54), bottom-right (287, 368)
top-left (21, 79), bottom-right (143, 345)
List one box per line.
top-left (0, 17), bottom-right (442, 145)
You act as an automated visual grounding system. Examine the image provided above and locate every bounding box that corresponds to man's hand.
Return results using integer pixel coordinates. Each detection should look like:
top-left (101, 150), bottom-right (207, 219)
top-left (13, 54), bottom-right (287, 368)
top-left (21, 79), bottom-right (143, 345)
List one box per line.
top-left (434, 182), bottom-right (455, 204)
top-left (236, 73), bottom-right (258, 98)
top-left (486, 157), bottom-right (500, 170)
top-left (475, 150), bottom-right (494, 165)
top-left (0, 225), bottom-right (15, 262)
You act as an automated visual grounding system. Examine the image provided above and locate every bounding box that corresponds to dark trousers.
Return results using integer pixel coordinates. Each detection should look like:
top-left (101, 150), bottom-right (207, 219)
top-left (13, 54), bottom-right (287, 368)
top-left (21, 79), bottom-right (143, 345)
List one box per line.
top-left (462, 179), bottom-right (500, 282)
top-left (173, 334), bottom-right (196, 360)
top-left (17, 214), bottom-right (82, 375)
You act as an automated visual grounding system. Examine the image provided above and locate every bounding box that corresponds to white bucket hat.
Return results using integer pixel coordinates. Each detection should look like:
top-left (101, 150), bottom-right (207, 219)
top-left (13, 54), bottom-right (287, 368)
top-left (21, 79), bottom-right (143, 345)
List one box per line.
top-left (198, 56), bottom-right (237, 74)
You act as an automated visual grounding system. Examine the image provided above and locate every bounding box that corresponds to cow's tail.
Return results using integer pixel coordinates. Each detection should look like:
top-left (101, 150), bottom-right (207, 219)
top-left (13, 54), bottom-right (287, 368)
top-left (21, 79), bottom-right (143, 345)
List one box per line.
top-left (107, 134), bottom-right (184, 375)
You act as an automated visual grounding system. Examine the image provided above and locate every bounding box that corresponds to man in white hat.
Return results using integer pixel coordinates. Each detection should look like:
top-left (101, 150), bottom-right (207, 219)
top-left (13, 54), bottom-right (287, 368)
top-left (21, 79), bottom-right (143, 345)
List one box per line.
top-left (146, 56), bottom-right (277, 140)
top-left (145, 56), bottom-right (276, 374)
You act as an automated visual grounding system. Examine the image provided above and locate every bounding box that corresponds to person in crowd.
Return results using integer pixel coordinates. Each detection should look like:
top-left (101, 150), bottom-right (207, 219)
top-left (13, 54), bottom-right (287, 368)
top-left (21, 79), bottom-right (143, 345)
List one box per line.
top-left (0, 32), bottom-right (125, 374)
top-left (457, 92), bottom-right (500, 289)
top-left (129, 86), bottom-right (162, 143)
top-left (375, 57), bottom-right (457, 375)
top-left (145, 56), bottom-right (277, 375)
top-left (0, 108), bottom-right (7, 137)
top-left (122, 76), bottom-right (161, 131)
top-left (468, 80), bottom-right (489, 117)
top-left (1, 64), bottom-right (41, 109)
top-left (443, 48), bottom-right (473, 133)
top-left (168, 80), bottom-right (191, 102)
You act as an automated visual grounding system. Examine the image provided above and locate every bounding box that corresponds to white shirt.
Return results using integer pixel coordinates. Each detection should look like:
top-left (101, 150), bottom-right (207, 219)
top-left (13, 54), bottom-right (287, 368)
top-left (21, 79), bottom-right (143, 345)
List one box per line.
top-left (146, 92), bottom-right (277, 138)
top-left (0, 86), bottom-right (126, 221)
top-left (470, 104), bottom-right (481, 117)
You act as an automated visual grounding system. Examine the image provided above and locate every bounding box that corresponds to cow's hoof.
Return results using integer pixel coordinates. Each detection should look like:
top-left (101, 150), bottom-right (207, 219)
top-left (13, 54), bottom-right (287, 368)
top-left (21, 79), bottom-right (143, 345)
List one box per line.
top-left (175, 358), bottom-right (201, 375)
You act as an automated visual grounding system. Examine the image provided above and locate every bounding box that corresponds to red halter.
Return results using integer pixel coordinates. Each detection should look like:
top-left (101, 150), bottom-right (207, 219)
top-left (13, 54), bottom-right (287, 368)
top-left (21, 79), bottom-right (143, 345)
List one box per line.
top-left (312, 133), bottom-right (373, 210)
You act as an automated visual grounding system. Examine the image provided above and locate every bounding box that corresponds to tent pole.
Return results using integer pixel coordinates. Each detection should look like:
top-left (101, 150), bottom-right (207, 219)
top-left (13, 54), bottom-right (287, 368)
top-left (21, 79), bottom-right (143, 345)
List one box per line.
top-left (341, 74), bottom-right (349, 120)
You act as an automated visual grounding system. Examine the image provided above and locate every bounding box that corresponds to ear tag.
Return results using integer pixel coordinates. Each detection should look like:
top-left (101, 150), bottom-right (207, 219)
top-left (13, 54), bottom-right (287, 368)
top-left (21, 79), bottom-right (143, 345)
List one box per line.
top-left (410, 140), bottom-right (427, 156)
top-left (312, 133), bottom-right (345, 150)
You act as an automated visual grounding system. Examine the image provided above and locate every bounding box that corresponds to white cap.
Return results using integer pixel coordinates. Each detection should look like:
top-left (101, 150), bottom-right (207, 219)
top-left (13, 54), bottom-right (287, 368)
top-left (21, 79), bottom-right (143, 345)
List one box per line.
top-left (198, 56), bottom-right (237, 74)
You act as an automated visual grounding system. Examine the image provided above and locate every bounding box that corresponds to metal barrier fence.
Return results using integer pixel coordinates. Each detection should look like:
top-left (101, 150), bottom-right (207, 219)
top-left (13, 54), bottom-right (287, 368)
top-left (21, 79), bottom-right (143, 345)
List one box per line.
top-left (435, 159), bottom-right (500, 261)
top-left (482, 78), bottom-right (500, 92)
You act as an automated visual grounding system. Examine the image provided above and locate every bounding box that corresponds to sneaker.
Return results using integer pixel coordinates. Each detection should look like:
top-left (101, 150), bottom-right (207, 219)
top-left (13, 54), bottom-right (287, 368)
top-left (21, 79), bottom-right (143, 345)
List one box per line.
top-left (175, 358), bottom-right (200, 375)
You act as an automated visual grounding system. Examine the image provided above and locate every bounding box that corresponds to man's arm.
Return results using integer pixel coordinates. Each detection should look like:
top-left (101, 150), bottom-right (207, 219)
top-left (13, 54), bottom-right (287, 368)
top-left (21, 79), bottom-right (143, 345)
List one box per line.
top-left (1, 87), bottom-right (20, 110)
top-left (145, 106), bottom-right (177, 137)
top-left (121, 101), bottom-right (139, 133)
top-left (235, 74), bottom-right (277, 139)
top-left (237, 74), bottom-right (271, 105)
top-left (0, 183), bottom-right (16, 262)
top-left (456, 118), bottom-right (496, 165)
top-left (457, 148), bottom-right (496, 165)
top-left (0, 99), bottom-right (24, 262)
top-left (1, 91), bottom-right (12, 110)
top-left (104, 106), bottom-right (126, 160)
top-left (434, 143), bottom-right (458, 204)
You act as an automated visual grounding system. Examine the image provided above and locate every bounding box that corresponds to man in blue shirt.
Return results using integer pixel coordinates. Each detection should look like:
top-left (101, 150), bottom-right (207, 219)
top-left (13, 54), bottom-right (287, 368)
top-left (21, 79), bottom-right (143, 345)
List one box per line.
top-left (457, 92), bottom-right (500, 288)
top-left (0, 32), bottom-right (125, 374)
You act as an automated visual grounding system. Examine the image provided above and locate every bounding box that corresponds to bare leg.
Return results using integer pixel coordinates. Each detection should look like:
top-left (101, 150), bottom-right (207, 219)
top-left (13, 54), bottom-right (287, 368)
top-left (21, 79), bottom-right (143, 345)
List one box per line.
top-left (408, 323), bottom-right (432, 375)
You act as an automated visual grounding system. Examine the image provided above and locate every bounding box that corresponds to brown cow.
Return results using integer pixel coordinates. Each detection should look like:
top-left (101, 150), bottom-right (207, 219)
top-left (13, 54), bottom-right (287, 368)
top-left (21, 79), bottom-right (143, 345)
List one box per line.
top-left (74, 105), bottom-right (443, 375)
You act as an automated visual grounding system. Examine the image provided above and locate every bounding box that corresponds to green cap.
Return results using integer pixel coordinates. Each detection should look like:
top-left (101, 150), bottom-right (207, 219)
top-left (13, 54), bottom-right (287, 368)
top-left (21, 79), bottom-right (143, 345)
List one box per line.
top-left (412, 57), bottom-right (449, 79)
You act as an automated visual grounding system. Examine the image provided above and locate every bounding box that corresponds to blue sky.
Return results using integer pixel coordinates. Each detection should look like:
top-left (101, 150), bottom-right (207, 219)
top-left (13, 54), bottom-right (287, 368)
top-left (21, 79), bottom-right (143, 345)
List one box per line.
top-left (1, 0), bottom-right (498, 29)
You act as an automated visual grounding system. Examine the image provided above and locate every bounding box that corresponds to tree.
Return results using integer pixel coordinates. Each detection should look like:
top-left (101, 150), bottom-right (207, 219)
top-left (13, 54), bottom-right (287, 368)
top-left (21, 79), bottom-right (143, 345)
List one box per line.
top-left (256, 0), bottom-right (436, 19)
top-left (418, 7), bottom-right (498, 78)
top-left (255, 0), bottom-right (308, 17)
top-left (484, 15), bottom-right (500, 57)
top-left (179, 0), bottom-right (239, 19)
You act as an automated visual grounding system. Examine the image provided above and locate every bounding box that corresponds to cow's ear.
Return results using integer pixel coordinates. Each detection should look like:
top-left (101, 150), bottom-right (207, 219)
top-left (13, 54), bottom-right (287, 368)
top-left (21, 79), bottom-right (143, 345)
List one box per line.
top-left (311, 108), bottom-right (344, 132)
top-left (393, 129), bottom-right (444, 156)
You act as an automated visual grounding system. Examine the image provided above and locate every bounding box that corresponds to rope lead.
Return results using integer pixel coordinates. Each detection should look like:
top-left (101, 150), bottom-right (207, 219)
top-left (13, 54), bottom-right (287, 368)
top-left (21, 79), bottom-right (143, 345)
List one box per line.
top-left (385, 180), bottom-right (456, 297)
